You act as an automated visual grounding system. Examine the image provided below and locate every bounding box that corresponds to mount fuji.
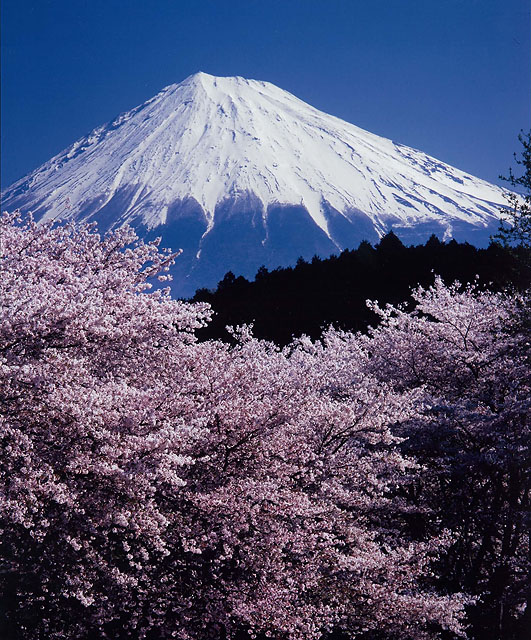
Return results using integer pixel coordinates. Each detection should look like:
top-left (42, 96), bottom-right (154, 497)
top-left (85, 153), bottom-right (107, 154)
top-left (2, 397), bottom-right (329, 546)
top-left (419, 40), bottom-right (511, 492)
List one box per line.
top-left (2, 72), bottom-right (507, 296)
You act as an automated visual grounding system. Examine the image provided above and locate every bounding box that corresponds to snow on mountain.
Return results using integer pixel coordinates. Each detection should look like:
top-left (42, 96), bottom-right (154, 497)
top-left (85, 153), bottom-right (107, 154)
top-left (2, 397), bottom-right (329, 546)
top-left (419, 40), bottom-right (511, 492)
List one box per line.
top-left (2, 72), bottom-right (507, 295)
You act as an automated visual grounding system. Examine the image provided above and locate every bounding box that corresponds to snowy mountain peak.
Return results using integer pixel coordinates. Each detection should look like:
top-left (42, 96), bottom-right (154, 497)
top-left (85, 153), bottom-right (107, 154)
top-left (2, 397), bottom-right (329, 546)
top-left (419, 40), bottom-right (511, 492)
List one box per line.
top-left (2, 73), bottom-right (507, 295)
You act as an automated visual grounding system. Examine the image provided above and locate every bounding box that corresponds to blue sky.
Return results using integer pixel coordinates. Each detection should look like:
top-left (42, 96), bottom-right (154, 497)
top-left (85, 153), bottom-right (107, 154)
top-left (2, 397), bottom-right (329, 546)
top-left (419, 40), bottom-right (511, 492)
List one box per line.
top-left (1, 0), bottom-right (530, 189)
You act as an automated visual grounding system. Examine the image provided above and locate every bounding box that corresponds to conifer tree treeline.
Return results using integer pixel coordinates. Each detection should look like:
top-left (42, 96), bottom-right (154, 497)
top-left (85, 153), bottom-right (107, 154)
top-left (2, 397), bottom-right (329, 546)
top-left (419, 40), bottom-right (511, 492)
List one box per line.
top-left (192, 233), bottom-right (530, 345)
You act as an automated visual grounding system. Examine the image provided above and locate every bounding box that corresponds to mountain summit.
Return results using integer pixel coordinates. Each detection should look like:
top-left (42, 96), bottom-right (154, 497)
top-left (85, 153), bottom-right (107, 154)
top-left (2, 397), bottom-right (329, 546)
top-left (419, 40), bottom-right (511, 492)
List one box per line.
top-left (2, 72), bottom-right (507, 295)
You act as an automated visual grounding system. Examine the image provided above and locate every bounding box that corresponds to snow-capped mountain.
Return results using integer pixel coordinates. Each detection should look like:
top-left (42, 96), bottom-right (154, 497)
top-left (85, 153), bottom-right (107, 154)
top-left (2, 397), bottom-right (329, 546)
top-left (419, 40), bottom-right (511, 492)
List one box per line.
top-left (2, 72), bottom-right (507, 295)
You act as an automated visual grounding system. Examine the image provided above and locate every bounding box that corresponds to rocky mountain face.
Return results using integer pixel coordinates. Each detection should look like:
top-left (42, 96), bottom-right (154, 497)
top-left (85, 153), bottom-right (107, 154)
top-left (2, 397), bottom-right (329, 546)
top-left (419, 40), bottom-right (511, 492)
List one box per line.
top-left (1, 72), bottom-right (507, 296)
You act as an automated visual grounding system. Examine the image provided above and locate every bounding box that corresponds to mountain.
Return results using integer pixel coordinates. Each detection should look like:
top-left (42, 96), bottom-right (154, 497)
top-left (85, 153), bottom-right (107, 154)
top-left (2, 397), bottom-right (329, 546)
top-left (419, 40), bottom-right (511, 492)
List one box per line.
top-left (1, 72), bottom-right (507, 296)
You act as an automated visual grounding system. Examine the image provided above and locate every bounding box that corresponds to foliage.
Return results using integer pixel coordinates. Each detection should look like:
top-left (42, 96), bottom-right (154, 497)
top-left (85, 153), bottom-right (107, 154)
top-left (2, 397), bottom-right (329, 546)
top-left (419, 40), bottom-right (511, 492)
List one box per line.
top-left (1, 212), bottom-right (469, 640)
top-left (494, 130), bottom-right (531, 250)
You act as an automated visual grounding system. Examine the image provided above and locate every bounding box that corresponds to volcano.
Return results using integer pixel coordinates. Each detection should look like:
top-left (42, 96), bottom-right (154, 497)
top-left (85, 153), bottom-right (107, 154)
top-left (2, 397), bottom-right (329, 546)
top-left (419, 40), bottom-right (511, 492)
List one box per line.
top-left (1, 72), bottom-right (507, 295)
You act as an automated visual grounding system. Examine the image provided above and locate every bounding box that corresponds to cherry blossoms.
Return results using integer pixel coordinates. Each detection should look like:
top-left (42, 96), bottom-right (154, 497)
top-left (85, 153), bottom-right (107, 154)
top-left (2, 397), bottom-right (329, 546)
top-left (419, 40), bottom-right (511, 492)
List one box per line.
top-left (3, 211), bottom-right (526, 639)
top-left (358, 278), bottom-right (530, 639)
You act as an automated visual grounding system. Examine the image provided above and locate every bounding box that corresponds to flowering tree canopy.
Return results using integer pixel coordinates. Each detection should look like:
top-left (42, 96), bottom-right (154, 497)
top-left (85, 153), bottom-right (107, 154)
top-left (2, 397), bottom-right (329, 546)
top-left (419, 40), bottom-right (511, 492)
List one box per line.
top-left (0, 212), bottom-right (471, 640)
top-left (357, 278), bottom-right (530, 640)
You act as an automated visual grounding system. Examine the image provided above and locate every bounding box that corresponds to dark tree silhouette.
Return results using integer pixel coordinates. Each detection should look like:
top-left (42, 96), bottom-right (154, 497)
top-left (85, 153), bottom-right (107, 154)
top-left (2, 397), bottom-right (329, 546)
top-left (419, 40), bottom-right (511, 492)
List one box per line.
top-left (192, 235), bottom-right (530, 346)
top-left (494, 131), bottom-right (531, 250)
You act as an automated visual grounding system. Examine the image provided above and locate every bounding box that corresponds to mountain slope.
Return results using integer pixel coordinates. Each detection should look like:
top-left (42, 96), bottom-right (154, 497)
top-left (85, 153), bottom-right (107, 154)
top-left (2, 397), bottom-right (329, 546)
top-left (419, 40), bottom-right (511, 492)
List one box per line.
top-left (2, 72), bottom-right (507, 295)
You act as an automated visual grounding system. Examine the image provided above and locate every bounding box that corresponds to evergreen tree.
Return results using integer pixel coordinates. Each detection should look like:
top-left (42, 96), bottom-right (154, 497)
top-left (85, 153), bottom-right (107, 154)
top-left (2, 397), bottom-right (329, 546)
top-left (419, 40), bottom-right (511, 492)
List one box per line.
top-left (494, 131), bottom-right (531, 250)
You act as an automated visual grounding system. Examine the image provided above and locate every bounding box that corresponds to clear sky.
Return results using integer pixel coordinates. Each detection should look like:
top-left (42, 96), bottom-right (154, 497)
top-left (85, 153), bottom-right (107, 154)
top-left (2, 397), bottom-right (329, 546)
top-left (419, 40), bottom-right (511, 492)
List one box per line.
top-left (1, 0), bottom-right (530, 189)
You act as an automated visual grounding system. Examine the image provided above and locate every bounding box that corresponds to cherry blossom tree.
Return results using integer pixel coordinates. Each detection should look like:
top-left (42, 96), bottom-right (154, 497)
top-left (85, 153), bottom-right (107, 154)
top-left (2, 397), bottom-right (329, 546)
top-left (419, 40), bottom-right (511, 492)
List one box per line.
top-left (354, 277), bottom-right (530, 640)
top-left (1, 212), bottom-right (467, 639)
top-left (0, 211), bottom-right (212, 638)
